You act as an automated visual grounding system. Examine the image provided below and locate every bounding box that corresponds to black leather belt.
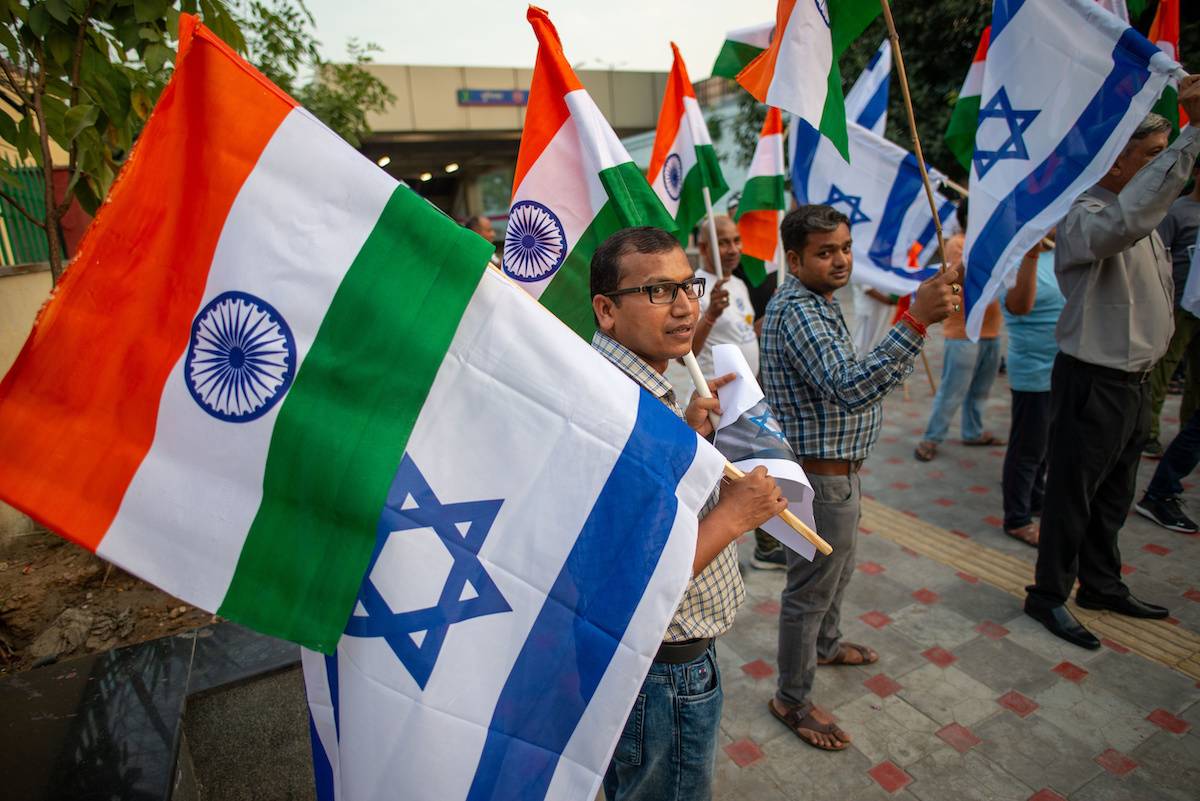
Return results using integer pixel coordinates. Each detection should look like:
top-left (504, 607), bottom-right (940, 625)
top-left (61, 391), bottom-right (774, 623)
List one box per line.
top-left (802, 457), bottom-right (864, 476)
top-left (1060, 353), bottom-right (1151, 384)
top-left (654, 637), bottom-right (712, 664)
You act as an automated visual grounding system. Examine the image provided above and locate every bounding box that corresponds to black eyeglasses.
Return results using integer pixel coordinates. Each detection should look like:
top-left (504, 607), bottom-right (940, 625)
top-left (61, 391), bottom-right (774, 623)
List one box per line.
top-left (603, 277), bottom-right (706, 305)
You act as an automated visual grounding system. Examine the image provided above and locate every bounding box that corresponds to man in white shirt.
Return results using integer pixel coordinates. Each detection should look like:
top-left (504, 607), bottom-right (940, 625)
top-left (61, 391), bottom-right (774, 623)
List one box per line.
top-left (693, 215), bottom-right (759, 378)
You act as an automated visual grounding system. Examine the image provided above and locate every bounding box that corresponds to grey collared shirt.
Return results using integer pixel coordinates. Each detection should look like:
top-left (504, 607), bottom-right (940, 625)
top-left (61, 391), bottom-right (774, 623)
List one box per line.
top-left (1055, 128), bottom-right (1200, 372)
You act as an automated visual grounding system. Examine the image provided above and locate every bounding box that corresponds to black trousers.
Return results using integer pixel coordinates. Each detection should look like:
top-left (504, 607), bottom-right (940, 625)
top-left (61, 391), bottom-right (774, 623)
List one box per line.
top-left (1003, 390), bottom-right (1051, 529)
top-left (1029, 355), bottom-right (1149, 607)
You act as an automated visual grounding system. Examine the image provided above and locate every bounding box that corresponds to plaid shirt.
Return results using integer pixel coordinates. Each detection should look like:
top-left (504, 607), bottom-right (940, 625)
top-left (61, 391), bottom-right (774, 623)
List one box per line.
top-left (591, 331), bottom-right (744, 642)
top-left (759, 275), bottom-right (923, 461)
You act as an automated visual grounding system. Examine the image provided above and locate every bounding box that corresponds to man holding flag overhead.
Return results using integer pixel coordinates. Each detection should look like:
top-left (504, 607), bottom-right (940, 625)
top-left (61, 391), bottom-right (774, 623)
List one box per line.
top-left (1027, 88), bottom-right (1200, 648)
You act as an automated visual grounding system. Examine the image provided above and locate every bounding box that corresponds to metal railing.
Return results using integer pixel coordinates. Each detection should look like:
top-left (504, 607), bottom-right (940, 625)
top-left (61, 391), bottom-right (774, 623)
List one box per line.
top-left (0, 163), bottom-right (53, 266)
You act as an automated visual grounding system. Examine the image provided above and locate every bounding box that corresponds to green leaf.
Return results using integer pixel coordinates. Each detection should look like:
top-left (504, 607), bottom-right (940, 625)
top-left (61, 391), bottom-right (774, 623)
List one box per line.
top-left (81, 48), bottom-right (132, 122)
top-left (133, 0), bottom-right (167, 24)
top-left (46, 25), bottom-right (72, 65)
top-left (0, 112), bottom-right (18, 147)
top-left (27, 3), bottom-right (52, 37)
top-left (65, 0), bottom-right (90, 14)
top-left (63, 103), bottom-right (99, 142)
top-left (45, 0), bottom-right (71, 23)
top-left (143, 41), bottom-right (170, 73)
top-left (40, 94), bottom-right (67, 148)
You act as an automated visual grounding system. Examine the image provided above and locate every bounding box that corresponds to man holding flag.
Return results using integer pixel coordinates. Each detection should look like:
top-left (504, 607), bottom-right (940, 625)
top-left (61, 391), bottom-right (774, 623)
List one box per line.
top-left (1027, 82), bottom-right (1200, 648)
top-left (589, 227), bottom-right (787, 801)
top-left (761, 205), bottom-right (958, 750)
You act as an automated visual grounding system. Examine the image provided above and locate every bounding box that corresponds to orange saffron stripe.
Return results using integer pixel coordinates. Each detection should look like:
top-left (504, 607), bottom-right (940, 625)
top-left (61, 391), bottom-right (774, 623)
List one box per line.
top-left (737, 0), bottom-right (796, 102)
top-left (646, 42), bottom-right (694, 183)
top-left (513, 6), bottom-right (583, 193)
top-left (0, 16), bottom-right (295, 550)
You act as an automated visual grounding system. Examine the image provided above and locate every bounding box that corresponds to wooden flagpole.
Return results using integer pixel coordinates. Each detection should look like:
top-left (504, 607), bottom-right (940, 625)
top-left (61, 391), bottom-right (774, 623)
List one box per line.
top-left (878, 0), bottom-right (949, 266)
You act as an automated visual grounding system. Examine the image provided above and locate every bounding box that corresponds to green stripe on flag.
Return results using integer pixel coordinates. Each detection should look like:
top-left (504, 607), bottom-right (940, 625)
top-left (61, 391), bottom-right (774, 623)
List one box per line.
top-left (671, 144), bottom-right (729, 245)
top-left (1152, 84), bottom-right (1180, 139)
top-left (945, 94), bottom-right (981, 173)
top-left (712, 40), bottom-right (764, 79)
top-left (219, 185), bottom-right (493, 652)
top-left (739, 255), bottom-right (768, 288)
top-left (540, 161), bottom-right (677, 339)
top-left (737, 174), bottom-right (786, 216)
top-left (818, 63), bottom-right (851, 161)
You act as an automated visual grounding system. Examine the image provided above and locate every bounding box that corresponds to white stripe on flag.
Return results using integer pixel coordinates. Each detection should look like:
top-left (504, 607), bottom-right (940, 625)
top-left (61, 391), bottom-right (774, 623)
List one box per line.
top-left (98, 109), bottom-right (396, 610)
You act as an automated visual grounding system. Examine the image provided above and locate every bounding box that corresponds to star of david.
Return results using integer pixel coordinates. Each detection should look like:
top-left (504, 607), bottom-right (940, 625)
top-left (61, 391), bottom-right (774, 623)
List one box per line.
top-left (343, 454), bottom-right (510, 689)
top-left (748, 411), bottom-right (789, 444)
top-left (972, 87), bottom-right (1040, 178)
top-left (823, 185), bottom-right (871, 227)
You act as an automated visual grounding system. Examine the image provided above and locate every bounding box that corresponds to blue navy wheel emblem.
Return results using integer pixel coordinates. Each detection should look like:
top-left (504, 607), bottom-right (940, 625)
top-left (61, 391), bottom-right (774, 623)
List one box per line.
top-left (503, 200), bottom-right (568, 282)
top-left (184, 291), bottom-right (296, 423)
top-left (663, 152), bottom-right (684, 201)
top-left (813, 0), bottom-right (830, 27)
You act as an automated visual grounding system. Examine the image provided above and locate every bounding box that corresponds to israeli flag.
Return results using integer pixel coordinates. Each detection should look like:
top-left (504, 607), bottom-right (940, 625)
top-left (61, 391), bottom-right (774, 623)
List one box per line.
top-left (791, 118), bottom-right (957, 296)
top-left (962, 0), bottom-right (1182, 339)
top-left (844, 39), bottom-right (892, 137)
top-left (302, 271), bottom-right (726, 801)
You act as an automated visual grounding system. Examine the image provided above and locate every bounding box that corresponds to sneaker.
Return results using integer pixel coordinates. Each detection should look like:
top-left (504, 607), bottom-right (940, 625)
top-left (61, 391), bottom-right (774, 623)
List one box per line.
top-left (1134, 494), bottom-right (1199, 534)
top-left (751, 545), bottom-right (787, 570)
top-left (1142, 439), bottom-right (1164, 459)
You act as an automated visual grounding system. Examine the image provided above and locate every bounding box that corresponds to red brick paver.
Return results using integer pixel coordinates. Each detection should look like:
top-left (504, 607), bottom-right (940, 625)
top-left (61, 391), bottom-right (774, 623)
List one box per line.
top-left (723, 738), bottom-right (764, 768)
top-left (1052, 661), bottom-right (1089, 683)
top-left (975, 620), bottom-right (1009, 639)
top-left (1146, 708), bottom-right (1191, 734)
top-left (1142, 543), bottom-right (1171, 556)
top-left (912, 588), bottom-right (940, 604)
top-left (753, 600), bottom-right (781, 616)
top-left (968, 485), bottom-right (990, 495)
top-left (1184, 589), bottom-right (1200, 603)
top-left (864, 673), bottom-right (903, 698)
top-left (1101, 638), bottom-right (1130, 654)
top-left (997, 690), bottom-right (1039, 718)
top-left (740, 659), bottom-right (775, 681)
top-left (1094, 749), bottom-right (1137, 777)
top-left (1121, 564), bottom-right (1137, 575)
top-left (934, 497), bottom-right (956, 507)
top-left (857, 562), bottom-right (886, 575)
top-left (860, 611), bottom-right (893, 629)
top-left (922, 646), bottom-right (957, 668)
top-left (957, 570), bottom-right (981, 584)
top-left (1028, 790), bottom-right (1067, 801)
top-left (936, 722), bottom-right (982, 753)
top-left (868, 761), bottom-right (913, 793)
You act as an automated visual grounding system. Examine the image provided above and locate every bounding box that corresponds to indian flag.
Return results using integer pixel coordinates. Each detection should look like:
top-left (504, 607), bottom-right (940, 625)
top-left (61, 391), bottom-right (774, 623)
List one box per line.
top-left (736, 0), bottom-right (880, 160)
top-left (647, 43), bottom-right (729, 245)
top-left (0, 16), bottom-right (497, 652)
top-left (944, 26), bottom-right (990, 173)
top-left (711, 22), bottom-right (773, 79)
top-left (1148, 0), bottom-right (1187, 133)
top-left (505, 6), bottom-right (675, 338)
top-left (735, 107), bottom-right (786, 287)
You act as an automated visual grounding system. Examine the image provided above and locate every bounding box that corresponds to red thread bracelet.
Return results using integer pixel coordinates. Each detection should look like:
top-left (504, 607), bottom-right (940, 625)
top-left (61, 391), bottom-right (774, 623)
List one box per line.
top-left (901, 311), bottom-right (927, 337)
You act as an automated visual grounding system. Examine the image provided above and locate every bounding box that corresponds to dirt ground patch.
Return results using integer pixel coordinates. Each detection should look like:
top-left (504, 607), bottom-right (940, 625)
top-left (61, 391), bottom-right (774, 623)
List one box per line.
top-left (0, 528), bottom-right (211, 675)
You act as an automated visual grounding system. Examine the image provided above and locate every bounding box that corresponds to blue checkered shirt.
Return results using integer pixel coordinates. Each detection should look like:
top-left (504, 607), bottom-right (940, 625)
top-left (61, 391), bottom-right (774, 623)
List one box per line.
top-left (759, 275), bottom-right (923, 461)
top-left (591, 331), bottom-right (743, 642)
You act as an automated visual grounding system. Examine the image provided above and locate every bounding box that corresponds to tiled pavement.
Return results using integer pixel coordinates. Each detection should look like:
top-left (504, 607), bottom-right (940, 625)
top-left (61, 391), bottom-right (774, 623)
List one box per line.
top-left (701, 298), bottom-right (1200, 801)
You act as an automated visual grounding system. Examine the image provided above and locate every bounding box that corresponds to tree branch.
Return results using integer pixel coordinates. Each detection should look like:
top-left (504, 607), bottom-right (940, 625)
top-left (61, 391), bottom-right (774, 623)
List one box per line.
top-left (55, 5), bottom-right (96, 220)
top-left (0, 57), bottom-right (33, 107)
top-left (0, 187), bottom-right (47, 229)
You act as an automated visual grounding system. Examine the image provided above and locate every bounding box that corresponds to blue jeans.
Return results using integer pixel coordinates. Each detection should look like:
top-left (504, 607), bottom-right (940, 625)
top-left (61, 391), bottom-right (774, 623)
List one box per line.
top-left (922, 338), bottom-right (1002, 443)
top-left (603, 643), bottom-right (723, 801)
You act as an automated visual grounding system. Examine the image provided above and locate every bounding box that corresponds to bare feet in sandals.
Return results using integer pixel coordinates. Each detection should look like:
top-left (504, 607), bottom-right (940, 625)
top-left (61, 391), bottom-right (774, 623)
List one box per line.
top-left (817, 641), bottom-right (879, 666)
top-left (963, 432), bottom-right (1005, 446)
top-left (769, 699), bottom-right (851, 751)
top-left (1005, 521), bottom-right (1039, 547)
top-left (914, 440), bottom-right (937, 461)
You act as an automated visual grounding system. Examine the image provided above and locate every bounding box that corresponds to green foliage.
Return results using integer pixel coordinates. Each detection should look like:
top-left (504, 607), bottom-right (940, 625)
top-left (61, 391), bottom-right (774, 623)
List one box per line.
top-left (0, 0), bottom-right (393, 279)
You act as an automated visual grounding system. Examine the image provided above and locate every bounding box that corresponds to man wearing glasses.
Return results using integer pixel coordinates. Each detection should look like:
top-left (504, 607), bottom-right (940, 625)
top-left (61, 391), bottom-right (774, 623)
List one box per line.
top-left (590, 227), bottom-right (787, 801)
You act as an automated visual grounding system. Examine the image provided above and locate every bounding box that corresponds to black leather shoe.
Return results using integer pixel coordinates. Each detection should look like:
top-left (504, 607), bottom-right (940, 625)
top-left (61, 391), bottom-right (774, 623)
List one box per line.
top-left (1024, 601), bottom-right (1101, 650)
top-left (1076, 592), bottom-right (1169, 619)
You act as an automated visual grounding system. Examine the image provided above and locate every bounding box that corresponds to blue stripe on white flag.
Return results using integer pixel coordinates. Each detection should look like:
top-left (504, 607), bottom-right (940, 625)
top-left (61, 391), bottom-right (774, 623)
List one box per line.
top-left (309, 713), bottom-right (336, 801)
top-left (964, 29), bottom-right (1156, 319)
top-left (857, 81), bottom-right (889, 135)
top-left (790, 118), bottom-right (821, 198)
top-left (464, 389), bottom-right (698, 801)
top-left (867, 153), bottom-right (923, 270)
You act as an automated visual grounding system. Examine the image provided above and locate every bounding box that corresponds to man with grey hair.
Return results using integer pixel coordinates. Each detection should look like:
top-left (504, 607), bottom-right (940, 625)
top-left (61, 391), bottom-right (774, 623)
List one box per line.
top-left (1025, 76), bottom-right (1200, 650)
top-left (760, 204), bottom-right (957, 750)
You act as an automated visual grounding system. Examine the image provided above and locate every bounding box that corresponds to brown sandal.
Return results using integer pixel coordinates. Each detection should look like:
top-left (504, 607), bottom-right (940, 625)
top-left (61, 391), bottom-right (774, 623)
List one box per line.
top-left (818, 642), bottom-right (879, 666)
top-left (915, 440), bottom-right (938, 461)
top-left (769, 700), bottom-right (851, 751)
top-left (1005, 522), bottom-right (1039, 547)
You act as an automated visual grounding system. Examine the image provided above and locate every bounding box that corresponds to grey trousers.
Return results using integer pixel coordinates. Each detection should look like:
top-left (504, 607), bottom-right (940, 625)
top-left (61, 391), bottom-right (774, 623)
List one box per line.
top-left (775, 472), bottom-right (861, 710)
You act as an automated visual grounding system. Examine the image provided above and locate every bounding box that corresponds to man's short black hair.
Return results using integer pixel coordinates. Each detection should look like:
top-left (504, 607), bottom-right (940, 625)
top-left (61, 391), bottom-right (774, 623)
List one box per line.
top-left (590, 227), bottom-right (683, 300)
top-left (780, 204), bottom-right (850, 256)
top-left (463, 214), bottom-right (489, 233)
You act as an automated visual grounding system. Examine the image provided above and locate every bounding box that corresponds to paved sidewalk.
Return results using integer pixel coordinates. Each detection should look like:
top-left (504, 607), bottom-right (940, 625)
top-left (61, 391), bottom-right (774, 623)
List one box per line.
top-left (708, 323), bottom-right (1200, 801)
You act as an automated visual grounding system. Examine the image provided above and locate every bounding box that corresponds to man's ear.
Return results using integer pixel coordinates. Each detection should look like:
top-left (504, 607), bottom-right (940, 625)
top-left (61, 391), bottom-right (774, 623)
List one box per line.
top-left (592, 294), bottom-right (617, 333)
top-left (786, 249), bottom-right (803, 277)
